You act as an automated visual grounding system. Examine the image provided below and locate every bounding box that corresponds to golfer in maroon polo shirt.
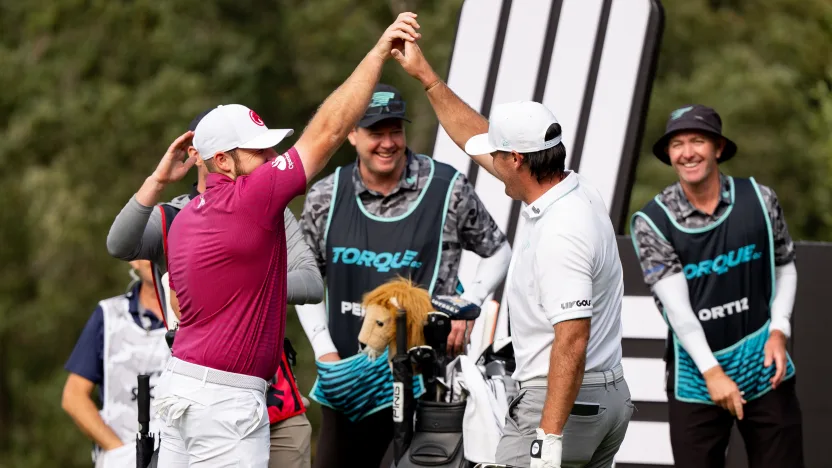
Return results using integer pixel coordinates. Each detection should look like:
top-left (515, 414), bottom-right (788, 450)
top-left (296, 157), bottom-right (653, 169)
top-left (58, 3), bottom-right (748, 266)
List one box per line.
top-left (151, 13), bottom-right (423, 467)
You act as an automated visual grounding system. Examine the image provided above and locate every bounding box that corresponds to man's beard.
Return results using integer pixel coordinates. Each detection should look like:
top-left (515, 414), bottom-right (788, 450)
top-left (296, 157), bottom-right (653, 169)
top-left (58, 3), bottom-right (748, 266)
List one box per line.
top-left (234, 159), bottom-right (251, 177)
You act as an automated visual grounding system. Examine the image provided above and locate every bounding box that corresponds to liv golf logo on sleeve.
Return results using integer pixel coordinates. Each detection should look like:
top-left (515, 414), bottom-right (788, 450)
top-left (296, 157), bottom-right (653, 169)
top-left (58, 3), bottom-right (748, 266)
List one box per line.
top-left (431, 1), bottom-right (667, 466)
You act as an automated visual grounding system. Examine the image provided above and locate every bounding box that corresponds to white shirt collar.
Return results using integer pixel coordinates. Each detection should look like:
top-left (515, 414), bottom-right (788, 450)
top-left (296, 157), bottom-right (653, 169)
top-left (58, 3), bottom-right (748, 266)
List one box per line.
top-left (522, 170), bottom-right (578, 220)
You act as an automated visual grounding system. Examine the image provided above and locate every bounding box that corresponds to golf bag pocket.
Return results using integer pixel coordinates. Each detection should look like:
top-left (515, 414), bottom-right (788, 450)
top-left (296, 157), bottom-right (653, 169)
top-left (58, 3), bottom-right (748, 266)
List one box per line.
top-left (398, 400), bottom-right (466, 468)
top-left (309, 349), bottom-right (425, 422)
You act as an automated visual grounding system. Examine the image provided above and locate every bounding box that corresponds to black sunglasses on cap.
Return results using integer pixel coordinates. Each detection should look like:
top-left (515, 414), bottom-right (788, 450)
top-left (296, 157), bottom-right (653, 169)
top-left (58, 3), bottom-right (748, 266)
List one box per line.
top-left (364, 100), bottom-right (406, 116)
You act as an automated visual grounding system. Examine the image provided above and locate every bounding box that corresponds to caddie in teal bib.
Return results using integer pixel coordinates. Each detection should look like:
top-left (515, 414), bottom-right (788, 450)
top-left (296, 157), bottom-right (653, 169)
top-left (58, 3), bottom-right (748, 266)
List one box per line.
top-left (635, 176), bottom-right (795, 404)
top-left (307, 154), bottom-right (458, 418)
top-left (636, 178), bottom-right (794, 404)
top-left (630, 103), bottom-right (804, 468)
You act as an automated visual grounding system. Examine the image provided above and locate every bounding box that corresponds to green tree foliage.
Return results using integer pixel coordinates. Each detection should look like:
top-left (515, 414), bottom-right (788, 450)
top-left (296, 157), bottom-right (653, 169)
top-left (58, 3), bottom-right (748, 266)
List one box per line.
top-left (0, 1), bottom-right (462, 465)
top-left (628, 0), bottom-right (832, 240)
top-left (0, 0), bottom-right (829, 466)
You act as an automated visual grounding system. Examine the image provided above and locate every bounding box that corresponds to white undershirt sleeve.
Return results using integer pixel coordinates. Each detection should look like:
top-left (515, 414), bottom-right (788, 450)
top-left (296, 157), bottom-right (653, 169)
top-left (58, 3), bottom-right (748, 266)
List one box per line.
top-left (536, 233), bottom-right (594, 325)
top-left (770, 262), bottom-right (797, 338)
top-left (295, 301), bottom-right (338, 359)
top-left (461, 241), bottom-right (512, 306)
top-left (653, 273), bottom-right (719, 374)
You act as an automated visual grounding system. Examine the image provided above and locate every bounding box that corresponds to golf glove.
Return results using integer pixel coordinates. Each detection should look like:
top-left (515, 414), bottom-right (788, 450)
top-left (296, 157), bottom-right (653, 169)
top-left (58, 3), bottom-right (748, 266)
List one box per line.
top-left (530, 428), bottom-right (562, 468)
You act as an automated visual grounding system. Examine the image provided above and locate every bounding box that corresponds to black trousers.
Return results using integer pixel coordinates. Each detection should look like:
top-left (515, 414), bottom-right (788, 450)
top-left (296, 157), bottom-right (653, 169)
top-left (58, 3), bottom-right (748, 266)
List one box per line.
top-left (668, 377), bottom-right (804, 468)
top-left (314, 406), bottom-right (395, 468)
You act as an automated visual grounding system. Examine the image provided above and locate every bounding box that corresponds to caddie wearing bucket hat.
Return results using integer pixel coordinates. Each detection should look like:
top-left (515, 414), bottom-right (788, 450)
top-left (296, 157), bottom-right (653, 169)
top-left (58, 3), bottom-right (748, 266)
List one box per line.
top-left (651, 104), bottom-right (738, 165)
top-left (630, 104), bottom-right (804, 468)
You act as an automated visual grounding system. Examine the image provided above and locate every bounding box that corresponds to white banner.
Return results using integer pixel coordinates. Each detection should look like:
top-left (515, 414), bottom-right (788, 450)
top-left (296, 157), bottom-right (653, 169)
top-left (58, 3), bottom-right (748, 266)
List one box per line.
top-left (434, 1), bottom-right (668, 465)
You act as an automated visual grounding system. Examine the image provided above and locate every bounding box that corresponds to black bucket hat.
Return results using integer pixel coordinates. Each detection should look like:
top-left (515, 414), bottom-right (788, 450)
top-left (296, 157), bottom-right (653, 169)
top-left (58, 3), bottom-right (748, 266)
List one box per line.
top-left (652, 104), bottom-right (738, 165)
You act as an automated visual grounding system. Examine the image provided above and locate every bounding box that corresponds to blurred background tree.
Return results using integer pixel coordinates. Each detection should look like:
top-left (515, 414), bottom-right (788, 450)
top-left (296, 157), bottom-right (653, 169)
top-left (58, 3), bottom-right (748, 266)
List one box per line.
top-left (0, 0), bottom-right (828, 466)
top-left (627, 0), bottom-right (832, 237)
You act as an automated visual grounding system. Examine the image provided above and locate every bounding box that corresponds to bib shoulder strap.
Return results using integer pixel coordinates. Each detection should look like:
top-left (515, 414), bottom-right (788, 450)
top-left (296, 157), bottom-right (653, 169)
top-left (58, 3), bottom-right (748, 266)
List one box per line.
top-left (632, 198), bottom-right (672, 242)
top-left (98, 295), bottom-right (130, 322)
top-left (428, 157), bottom-right (460, 182)
top-left (334, 163), bottom-right (355, 196)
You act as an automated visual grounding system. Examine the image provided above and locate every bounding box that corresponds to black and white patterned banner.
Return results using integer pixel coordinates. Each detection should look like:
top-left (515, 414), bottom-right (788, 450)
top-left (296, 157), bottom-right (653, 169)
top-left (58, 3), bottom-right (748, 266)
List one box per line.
top-left (430, 1), bottom-right (669, 466)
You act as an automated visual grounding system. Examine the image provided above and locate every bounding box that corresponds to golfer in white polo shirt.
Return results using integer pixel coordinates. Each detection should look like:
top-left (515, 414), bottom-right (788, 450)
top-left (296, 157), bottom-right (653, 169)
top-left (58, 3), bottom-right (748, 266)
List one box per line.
top-left (392, 40), bottom-right (633, 468)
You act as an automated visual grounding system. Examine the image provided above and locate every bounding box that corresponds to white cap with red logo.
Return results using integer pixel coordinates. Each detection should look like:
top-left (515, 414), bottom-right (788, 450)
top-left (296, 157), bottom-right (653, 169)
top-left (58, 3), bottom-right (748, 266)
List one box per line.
top-left (193, 104), bottom-right (294, 161)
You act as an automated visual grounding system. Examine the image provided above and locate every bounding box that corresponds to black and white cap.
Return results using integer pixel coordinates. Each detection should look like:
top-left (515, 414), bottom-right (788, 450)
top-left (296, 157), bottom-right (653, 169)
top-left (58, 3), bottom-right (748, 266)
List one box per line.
top-left (464, 101), bottom-right (561, 155)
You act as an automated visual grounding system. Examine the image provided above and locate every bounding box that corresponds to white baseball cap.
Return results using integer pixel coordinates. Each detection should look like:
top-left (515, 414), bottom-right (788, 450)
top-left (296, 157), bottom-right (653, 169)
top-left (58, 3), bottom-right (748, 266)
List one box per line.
top-left (464, 101), bottom-right (561, 156)
top-left (193, 104), bottom-right (294, 161)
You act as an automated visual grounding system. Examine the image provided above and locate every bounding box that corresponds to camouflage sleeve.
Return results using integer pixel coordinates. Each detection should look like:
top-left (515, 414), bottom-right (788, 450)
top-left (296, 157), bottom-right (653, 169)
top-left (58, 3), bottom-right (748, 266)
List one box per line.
top-left (450, 174), bottom-right (507, 258)
top-left (300, 175), bottom-right (335, 275)
top-left (631, 215), bottom-right (683, 286)
top-left (757, 184), bottom-right (796, 266)
top-left (284, 208), bottom-right (324, 304)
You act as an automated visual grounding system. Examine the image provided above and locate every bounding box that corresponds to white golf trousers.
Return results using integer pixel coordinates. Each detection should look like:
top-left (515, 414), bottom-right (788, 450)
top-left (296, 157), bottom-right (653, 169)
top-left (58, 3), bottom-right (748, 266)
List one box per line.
top-left (153, 358), bottom-right (270, 467)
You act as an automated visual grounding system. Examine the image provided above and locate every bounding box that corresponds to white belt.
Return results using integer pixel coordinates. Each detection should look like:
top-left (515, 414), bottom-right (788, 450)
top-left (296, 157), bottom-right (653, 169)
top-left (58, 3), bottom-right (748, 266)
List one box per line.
top-left (520, 363), bottom-right (624, 389)
top-left (166, 357), bottom-right (268, 393)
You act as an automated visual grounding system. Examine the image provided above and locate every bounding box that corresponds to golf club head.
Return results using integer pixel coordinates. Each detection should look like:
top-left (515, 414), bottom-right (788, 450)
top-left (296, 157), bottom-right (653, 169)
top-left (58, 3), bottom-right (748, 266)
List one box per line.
top-left (431, 295), bottom-right (481, 321)
top-left (423, 312), bottom-right (451, 356)
top-left (408, 346), bottom-right (437, 372)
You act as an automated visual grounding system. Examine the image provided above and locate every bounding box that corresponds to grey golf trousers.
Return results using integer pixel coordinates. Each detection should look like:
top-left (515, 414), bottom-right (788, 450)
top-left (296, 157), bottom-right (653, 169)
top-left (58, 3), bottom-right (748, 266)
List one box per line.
top-left (496, 365), bottom-right (633, 468)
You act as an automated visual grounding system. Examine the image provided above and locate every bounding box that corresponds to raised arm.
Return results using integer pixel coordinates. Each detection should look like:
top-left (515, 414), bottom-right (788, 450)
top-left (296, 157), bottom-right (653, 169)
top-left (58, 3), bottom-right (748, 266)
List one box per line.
top-left (107, 131), bottom-right (196, 262)
top-left (294, 13), bottom-right (422, 181)
top-left (391, 40), bottom-right (498, 179)
top-left (106, 197), bottom-right (165, 265)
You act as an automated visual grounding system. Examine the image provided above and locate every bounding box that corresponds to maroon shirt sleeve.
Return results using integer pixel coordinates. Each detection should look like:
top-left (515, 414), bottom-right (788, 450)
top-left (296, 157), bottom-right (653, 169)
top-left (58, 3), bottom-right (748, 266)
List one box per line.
top-left (239, 147), bottom-right (307, 231)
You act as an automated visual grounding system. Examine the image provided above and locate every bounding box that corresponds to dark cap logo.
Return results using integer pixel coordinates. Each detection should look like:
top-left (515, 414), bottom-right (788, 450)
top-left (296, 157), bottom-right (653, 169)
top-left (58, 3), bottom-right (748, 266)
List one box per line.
top-left (670, 106), bottom-right (693, 120)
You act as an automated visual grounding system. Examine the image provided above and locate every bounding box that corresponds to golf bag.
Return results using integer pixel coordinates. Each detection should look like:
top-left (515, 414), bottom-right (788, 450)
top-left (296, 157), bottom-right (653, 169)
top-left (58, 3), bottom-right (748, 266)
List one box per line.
top-left (395, 399), bottom-right (468, 468)
top-left (391, 295), bottom-right (517, 468)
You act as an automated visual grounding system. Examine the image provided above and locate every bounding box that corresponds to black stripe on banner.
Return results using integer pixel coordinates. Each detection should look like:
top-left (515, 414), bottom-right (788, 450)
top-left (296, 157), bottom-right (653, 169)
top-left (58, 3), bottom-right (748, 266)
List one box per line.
top-left (503, 0), bottom-right (562, 246)
top-left (622, 338), bottom-right (666, 359)
top-left (467, 0), bottom-right (513, 188)
top-left (532, 0), bottom-right (564, 104)
top-left (494, 0), bottom-right (563, 305)
top-left (630, 401), bottom-right (668, 422)
top-left (567, 0), bottom-right (613, 171)
top-left (609, 0), bottom-right (666, 234)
